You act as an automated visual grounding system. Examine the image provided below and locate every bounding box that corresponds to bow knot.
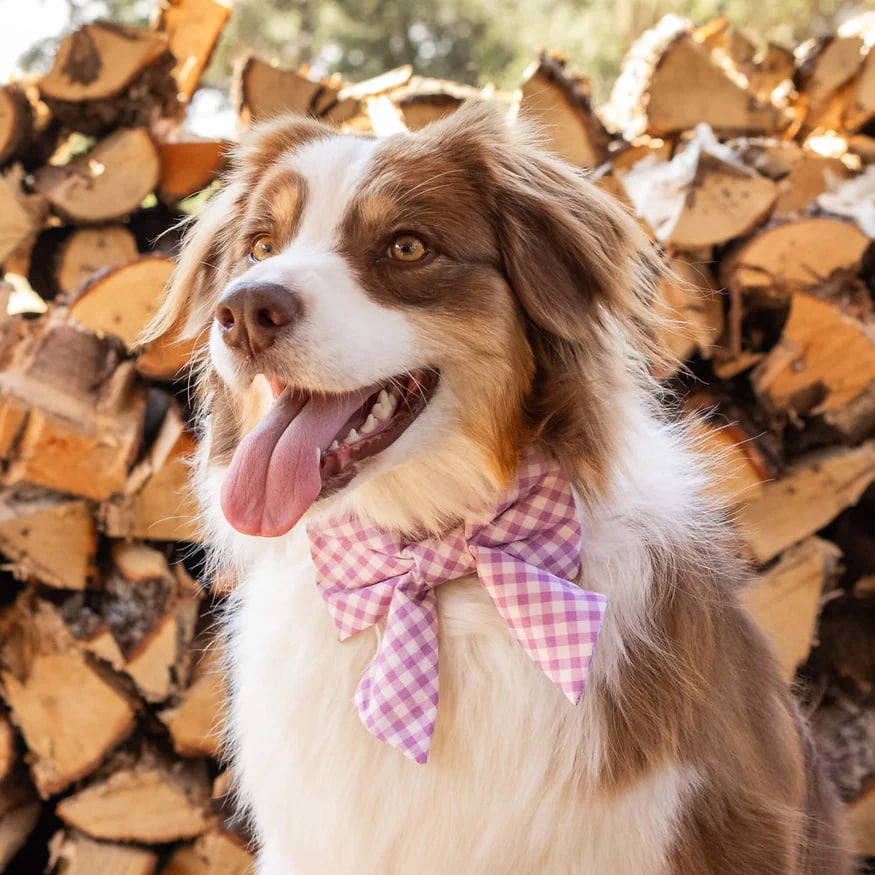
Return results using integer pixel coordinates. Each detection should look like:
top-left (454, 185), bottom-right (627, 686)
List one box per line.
top-left (308, 452), bottom-right (607, 763)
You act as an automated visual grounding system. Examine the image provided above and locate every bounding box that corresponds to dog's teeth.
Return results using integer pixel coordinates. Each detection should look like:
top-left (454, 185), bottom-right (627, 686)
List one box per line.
top-left (378, 389), bottom-right (389, 406)
top-left (361, 414), bottom-right (377, 434)
top-left (328, 440), bottom-right (339, 452)
top-left (343, 429), bottom-right (359, 446)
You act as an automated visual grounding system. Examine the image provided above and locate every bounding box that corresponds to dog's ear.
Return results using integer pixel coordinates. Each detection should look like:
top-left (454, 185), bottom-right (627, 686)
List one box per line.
top-left (430, 102), bottom-right (663, 349)
top-left (493, 156), bottom-right (660, 345)
top-left (144, 114), bottom-right (332, 345)
top-left (144, 181), bottom-right (245, 344)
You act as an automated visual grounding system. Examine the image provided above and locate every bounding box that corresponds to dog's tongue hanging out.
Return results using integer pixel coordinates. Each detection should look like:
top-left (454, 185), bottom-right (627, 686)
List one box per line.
top-left (221, 387), bottom-right (372, 537)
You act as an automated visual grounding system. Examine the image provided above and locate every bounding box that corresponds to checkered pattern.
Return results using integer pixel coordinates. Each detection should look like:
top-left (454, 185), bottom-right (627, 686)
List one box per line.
top-left (307, 451), bottom-right (607, 764)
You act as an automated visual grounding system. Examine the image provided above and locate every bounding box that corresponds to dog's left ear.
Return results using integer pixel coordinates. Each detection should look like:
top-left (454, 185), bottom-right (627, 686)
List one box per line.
top-left (436, 102), bottom-right (661, 347)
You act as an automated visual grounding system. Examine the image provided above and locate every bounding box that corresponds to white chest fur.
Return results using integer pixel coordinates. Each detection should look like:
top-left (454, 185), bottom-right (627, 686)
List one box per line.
top-left (225, 525), bottom-right (693, 875)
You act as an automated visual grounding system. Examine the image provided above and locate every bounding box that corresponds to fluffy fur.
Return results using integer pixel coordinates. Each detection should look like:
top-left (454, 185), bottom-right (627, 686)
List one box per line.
top-left (149, 103), bottom-right (849, 873)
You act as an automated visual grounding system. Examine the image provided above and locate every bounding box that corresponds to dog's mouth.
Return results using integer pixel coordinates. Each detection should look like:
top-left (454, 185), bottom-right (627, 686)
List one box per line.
top-left (220, 368), bottom-right (439, 537)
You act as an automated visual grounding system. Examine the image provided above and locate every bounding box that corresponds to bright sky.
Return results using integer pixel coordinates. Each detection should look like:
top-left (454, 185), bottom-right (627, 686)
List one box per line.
top-left (0, 0), bottom-right (72, 80)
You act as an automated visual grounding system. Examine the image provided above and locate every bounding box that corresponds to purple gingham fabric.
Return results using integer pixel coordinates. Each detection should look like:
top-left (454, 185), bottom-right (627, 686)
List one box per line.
top-left (306, 451), bottom-right (607, 763)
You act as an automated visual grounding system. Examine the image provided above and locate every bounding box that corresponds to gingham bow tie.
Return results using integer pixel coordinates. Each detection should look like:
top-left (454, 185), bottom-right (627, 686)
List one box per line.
top-left (307, 452), bottom-right (607, 763)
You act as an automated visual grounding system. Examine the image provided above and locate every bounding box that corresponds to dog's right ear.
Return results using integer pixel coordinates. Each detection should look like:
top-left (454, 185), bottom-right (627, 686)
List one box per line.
top-left (144, 181), bottom-right (246, 345)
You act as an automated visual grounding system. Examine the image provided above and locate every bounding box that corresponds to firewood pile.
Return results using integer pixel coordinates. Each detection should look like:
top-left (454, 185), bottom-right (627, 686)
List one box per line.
top-left (0, 2), bottom-right (873, 869)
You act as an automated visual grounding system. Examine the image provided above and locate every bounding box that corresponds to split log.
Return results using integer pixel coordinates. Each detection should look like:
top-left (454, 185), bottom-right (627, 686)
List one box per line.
top-left (0, 713), bottom-right (13, 783)
top-left (65, 253), bottom-right (196, 378)
top-left (0, 317), bottom-right (146, 501)
top-left (848, 134), bottom-right (875, 164)
top-left (773, 153), bottom-right (850, 216)
top-left (161, 830), bottom-right (253, 875)
top-left (0, 169), bottom-right (47, 266)
top-left (518, 52), bottom-right (610, 168)
top-left (101, 403), bottom-right (200, 542)
top-left (392, 77), bottom-right (480, 131)
top-left (159, 648), bottom-right (225, 757)
top-left (684, 395), bottom-right (774, 506)
top-left (747, 43), bottom-right (796, 103)
top-left (743, 537), bottom-right (842, 679)
top-left (736, 441), bottom-right (875, 564)
top-left (653, 256), bottom-right (724, 372)
top-left (234, 55), bottom-right (323, 126)
top-left (847, 785), bottom-right (875, 857)
top-left (56, 226), bottom-right (139, 296)
top-left (56, 753), bottom-right (211, 843)
top-left (844, 47), bottom-right (875, 132)
top-left (103, 541), bottom-right (198, 703)
top-left (0, 487), bottom-right (96, 590)
top-left (619, 128), bottom-right (777, 248)
top-left (751, 293), bottom-right (875, 438)
top-left (157, 137), bottom-right (227, 203)
top-left (34, 128), bottom-right (161, 223)
top-left (0, 597), bottom-right (136, 798)
top-left (721, 218), bottom-right (870, 304)
top-left (49, 830), bottom-right (159, 875)
top-left (154, 0), bottom-right (231, 103)
top-left (607, 19), bottom-right (788, 139)
top-left (338, 65), bottom-right (412, 102)
top-left (0, 85), bottom-right (34, 166)
top-left (39, 22), bottom-right (178, 135)
top-left (0, 768), bottom-right (40, 869)
top-left (69, 254), bottom-right (174, 348)
top-left (796, 36), bottom-right (865, 131)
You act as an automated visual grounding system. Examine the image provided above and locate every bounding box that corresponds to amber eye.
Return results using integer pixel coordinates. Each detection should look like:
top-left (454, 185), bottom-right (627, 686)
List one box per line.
top-left (389, 234), bottom-right (427, 262)
top-left (250, 235), bottom-right (275, 262)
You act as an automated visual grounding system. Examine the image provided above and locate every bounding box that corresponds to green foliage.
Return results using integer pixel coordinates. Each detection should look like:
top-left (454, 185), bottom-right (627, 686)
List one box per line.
top-left (20, 0), bottom-right (862, 103)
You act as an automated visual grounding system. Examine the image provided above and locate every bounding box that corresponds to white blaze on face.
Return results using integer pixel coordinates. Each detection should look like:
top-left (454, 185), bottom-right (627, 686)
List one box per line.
top-left (210, 134), bottom-right (420, 393)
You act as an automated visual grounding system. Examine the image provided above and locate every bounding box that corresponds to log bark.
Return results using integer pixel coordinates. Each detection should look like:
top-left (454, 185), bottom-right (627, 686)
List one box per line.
top-left (0, 767), bottom-right (40, 869)
top-left (39, 22), bottom-right (178, 135)
top-left (0, 316), bottom-right (146, 501)
top-left (0, 85), bottom-right (34, 166)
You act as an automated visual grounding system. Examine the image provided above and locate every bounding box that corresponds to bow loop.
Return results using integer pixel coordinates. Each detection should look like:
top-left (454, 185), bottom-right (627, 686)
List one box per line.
top-left (307, 450), bottom-right (606, 763)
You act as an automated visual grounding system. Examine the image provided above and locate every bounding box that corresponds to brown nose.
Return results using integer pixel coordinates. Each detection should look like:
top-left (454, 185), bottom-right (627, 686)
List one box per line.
top-left (215, 282), bottom-right (301, 357)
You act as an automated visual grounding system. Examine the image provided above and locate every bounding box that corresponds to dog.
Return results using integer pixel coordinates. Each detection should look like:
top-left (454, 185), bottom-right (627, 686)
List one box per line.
top-left (149, 102), bottom-right (849, 874)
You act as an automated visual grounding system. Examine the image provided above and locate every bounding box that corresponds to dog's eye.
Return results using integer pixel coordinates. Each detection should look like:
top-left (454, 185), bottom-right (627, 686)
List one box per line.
top-left (250, 235), bottom-right (275, 262)
top-left (389, 234), bottom-right (427, 262)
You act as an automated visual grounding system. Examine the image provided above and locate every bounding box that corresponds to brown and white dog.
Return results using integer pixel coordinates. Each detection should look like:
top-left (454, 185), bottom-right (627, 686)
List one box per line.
top-left (150, 102), bottom-right (849, 873)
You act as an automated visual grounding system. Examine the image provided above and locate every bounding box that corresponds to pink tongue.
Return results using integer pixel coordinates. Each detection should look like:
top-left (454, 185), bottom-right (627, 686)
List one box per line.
top-left (221, 387), bottom-right (372, 537)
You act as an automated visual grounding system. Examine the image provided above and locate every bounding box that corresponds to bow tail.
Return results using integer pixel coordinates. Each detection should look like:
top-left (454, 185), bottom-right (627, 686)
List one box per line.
top-left (475, 548), bottom-right (608, 705)
top-left (353, 584), bottom-right (440, 764)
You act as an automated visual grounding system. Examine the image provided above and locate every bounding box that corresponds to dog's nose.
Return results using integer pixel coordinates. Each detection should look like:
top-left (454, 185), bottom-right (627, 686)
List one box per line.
top-left (215, 282), bottom-right (301, 356)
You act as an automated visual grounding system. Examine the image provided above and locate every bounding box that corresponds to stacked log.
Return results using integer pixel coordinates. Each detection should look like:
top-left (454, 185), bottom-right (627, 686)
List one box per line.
top-left (0, 4), bottom-right (873, 869)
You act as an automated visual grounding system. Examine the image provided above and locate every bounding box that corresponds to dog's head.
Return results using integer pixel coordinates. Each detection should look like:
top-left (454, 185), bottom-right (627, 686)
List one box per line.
top-left (150, 102), bottom-right (662, 537)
